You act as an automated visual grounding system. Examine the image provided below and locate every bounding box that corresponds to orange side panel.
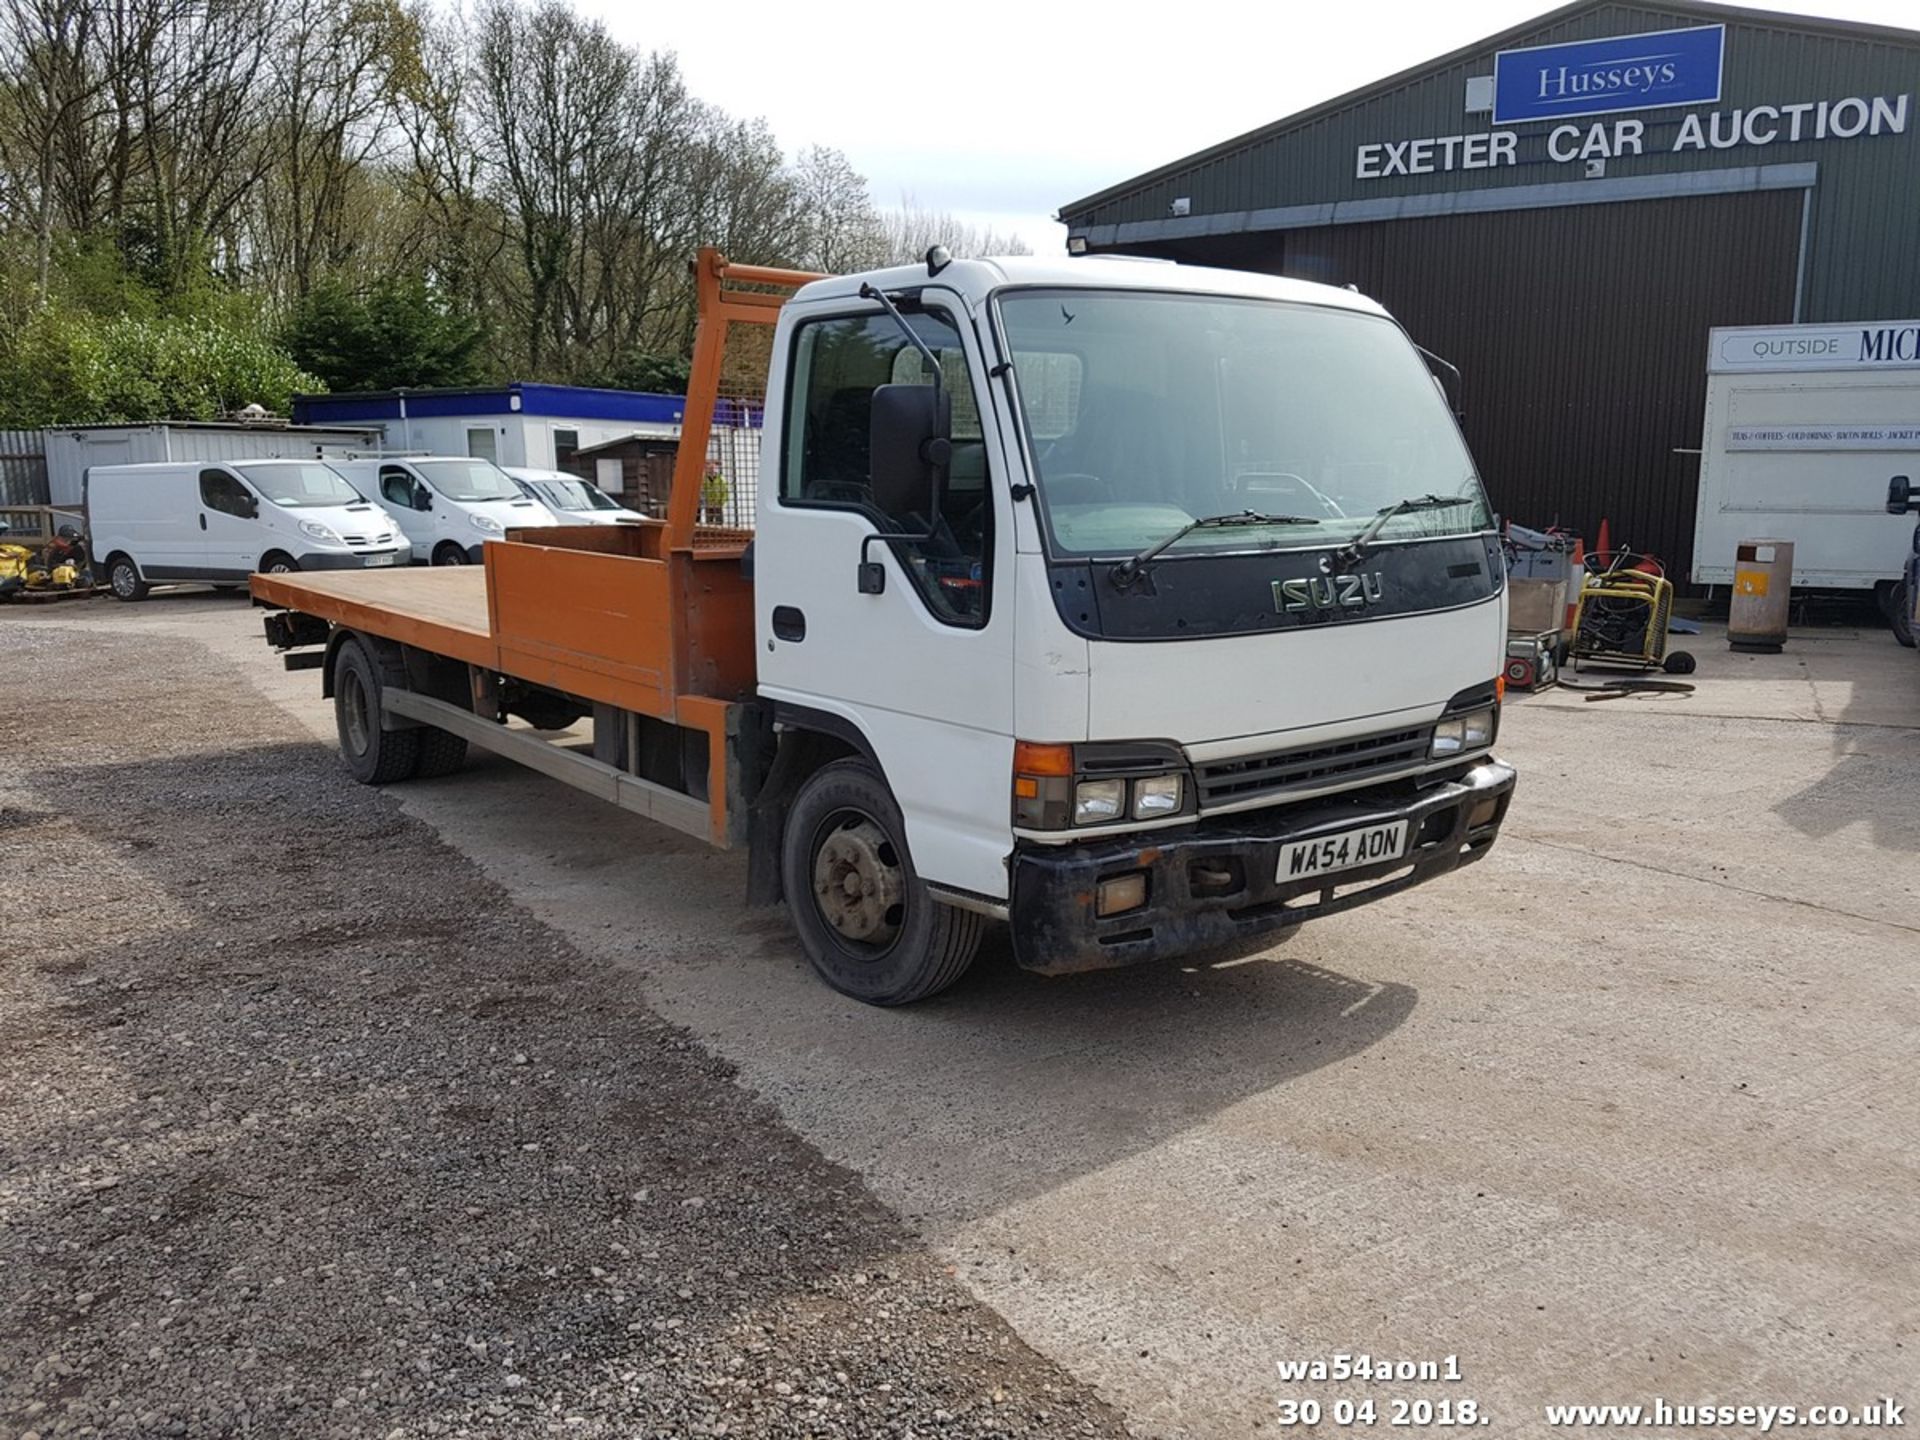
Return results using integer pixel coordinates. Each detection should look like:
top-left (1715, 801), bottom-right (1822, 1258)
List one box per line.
top-left (487, 540), bottom-right (677, 719)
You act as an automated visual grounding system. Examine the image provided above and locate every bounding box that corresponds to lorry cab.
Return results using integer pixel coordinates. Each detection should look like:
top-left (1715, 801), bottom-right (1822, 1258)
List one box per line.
top-left (332, 457), bottom-right (560, 565)
top-left (503, 467), bottom-right (646, 525)
top-left (754, 254), bottom-right (1513, 986)
top-left (89, 459), bottom-right (410, 600)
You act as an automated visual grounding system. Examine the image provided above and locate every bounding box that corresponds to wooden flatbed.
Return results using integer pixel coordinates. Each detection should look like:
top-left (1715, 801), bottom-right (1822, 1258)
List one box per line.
top-left (252, 566), bottom-right (494, 667)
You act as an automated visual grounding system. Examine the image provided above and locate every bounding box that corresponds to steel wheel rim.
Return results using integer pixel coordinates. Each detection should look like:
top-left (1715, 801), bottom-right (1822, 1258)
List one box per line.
top-left (341, 666), bottom-right (372, 755)
top-left (810, 808), bottom-right (906, 955)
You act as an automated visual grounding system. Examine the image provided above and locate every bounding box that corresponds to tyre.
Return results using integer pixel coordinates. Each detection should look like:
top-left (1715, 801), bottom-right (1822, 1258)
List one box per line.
top-left (1881, 580), bottom-right (1916, 649)
top-left (1662, 650), bottom-right (1697, 675)
top-left (780, 758), bottom-right (984, 1005)
top-left (432, 542), bottom-right (468, 566)
top-left (333, 637), bottom-right (420, 784)
top-left (260, 551), bottom-right (299, 575)
top-left (412, 726), bottom-right (469, 779)
top-left (106, 554), bottom-right (148, 602)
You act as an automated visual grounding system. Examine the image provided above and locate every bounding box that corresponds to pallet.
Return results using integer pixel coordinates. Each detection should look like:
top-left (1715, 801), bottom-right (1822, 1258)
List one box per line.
top-left (2, 585), bottom-right (102, 603)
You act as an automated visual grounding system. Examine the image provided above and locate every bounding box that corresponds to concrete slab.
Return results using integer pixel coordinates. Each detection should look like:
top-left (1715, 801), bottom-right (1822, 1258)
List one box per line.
top-left (10, 596), bottom-right (1917, 1438)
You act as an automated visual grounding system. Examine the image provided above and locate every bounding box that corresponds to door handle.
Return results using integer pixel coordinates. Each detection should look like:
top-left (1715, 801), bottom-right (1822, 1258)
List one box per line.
top-left (199, 514), bottom-right (207, 530)
top-left (771, 605), bottom-right (806, 642)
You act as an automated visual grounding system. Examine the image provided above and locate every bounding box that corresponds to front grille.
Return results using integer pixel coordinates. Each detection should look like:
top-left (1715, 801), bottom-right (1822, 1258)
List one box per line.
top-left (1196, 725), bottom-right (1434, 809)
top-left (342, 532), bottom-right (392, 547)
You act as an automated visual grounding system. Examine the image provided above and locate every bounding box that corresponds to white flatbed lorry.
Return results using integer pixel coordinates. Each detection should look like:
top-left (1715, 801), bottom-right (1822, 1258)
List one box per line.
top-left (251, 247), bottom-right (1517, 1004)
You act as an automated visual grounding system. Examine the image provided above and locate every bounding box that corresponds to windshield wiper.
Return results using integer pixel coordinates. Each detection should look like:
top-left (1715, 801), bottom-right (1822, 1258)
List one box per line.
top-left (1336, 494), bottom-right (1476, 566)
top-left (1110, 509), bottom-right (1321, 589)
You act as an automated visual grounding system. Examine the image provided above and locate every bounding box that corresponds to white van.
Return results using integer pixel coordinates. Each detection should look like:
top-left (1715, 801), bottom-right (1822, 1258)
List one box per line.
top-left (88, 460), bottom-right (412, 601)
top-left (504, 467), bottom-right (647, 525)
top-left (331, 457), bottom-right (559, 565)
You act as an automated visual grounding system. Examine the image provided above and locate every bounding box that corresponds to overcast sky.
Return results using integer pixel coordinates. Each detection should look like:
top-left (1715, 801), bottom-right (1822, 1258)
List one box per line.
top-left (578, 0), bottom-right (1916, 255)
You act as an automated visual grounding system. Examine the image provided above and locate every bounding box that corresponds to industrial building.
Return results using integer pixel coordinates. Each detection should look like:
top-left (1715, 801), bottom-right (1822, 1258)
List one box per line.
top-left (290, 383), bottom-right (687, 491)
top-left (1058, 0), bottom-right (1920, 575)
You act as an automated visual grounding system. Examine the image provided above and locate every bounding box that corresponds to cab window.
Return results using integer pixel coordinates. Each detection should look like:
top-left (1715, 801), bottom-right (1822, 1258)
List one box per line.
top-left (380, 467), bottom-right (417, 509)
top-left (781, 307), bottom-right (991, 627)
top-left (199, 469), bottom-right (254, 518)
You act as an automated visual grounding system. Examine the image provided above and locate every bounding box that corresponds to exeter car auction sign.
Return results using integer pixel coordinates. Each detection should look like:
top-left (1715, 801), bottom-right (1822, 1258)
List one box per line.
top-left (1353, 21), bottom-right (1909, 181)
top-left (1493, 24), bottom-right (1724, 124)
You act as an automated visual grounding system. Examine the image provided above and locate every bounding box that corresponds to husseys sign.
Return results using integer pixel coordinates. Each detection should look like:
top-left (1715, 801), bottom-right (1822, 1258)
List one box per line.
top-left (1354, 23), bottom-right (1910, 180)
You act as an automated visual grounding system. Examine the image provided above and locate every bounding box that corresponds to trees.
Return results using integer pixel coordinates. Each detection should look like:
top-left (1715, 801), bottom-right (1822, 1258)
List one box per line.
top-left (0, 0), bottom-right (1042, 422)
top-left (282, 273), bottom-right (485, 392)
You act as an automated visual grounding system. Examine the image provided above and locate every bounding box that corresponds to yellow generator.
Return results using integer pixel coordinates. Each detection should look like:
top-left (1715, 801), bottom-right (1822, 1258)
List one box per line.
top-left (1569, 551), bottom-right (1696, 675)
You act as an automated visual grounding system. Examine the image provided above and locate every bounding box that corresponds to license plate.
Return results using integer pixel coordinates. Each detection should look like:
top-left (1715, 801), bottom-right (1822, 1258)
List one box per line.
top-left (364, 552), bottom-right (397, 567)
top-left (1277, 821), bottom-right (1409, 881)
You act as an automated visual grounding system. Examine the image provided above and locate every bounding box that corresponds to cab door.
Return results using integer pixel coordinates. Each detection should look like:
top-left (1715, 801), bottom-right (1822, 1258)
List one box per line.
top-left (197, 467), bottom-right (258, 577)
top-left (377, 465), bottom-right (433, 556)
top-left (754, 293), bottom-right (1017, 900)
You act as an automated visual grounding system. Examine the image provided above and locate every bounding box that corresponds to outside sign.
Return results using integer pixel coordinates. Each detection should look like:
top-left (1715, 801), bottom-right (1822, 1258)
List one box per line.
top-left (1709, 322), bottom-right (1920, 373)
top-left (1492, 25), bottom-right (1724, 125)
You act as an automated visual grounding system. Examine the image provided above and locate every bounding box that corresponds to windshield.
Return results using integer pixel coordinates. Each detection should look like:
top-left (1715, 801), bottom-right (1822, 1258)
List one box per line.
top-left (415, 459), bottom-right (524, 503)
top-left (998, 289), bottom-right (1491, 558)
top-left (582, 484), bottom-right (623, 511)
top-left (538, 479), bottom-right (592, 510)
top-left (240, 462), bottom-right (363, 509)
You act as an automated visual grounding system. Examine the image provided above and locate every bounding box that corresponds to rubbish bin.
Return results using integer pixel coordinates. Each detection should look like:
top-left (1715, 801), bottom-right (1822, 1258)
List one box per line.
top-left (1728, 538), bottom-right (1793, 652)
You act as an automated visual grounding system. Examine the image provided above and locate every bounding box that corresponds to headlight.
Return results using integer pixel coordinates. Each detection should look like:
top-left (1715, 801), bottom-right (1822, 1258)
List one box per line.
top-left (1432, 707), bottom-right (1495, 756)
top-left (1073, 780), bottom-right (1126, 825)
top-left (298, 520), bottom-right (339, 542)
top-left (1133, 774), bottom-right (1182, 818)
top-left (470, 512), bottom-right (504, 534)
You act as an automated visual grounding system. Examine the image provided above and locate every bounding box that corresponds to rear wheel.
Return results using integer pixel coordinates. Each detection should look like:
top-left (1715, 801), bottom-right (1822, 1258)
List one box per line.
top-left (432, 542), bottom-right (468, 566)
top-left (107, 554), bottom-right (148, 602)
top-left (780, 758), bottom-right (983, 1005)
top-left (412, 726), bottom-right (469, 779)
top-left (333, 637), bottom-right (420, 784)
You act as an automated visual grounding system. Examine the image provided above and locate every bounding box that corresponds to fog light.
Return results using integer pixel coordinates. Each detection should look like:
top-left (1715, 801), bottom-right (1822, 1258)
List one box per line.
top-left (1467, 795), bottom-right (1501, 829)
top-left (1132, 774), bottom-right (1182, 818)
top-left (1074, 779), bottom-right (1125, 825)
top-left (1096, 872), bottom-right (1148, 916)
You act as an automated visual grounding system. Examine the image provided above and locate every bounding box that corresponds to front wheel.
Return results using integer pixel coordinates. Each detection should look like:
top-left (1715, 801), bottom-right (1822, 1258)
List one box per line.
top-left (1880, 580), bottom-right (1916, 649)
top-left (259, 551), bottom-right (299, 575)
top-left (432, 542), bottom-right (468, 567)
top-left (780, 758), bottom-right (983, 1005)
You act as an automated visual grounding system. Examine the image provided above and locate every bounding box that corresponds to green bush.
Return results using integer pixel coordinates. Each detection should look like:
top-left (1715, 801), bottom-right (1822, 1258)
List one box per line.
top-left (0, 307), bottom-right (321, 427)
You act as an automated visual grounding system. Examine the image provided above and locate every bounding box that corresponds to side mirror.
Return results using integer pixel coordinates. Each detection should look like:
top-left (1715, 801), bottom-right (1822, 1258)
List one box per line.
top-left (868, 383), bottom-right (951, 521)
top-left (413, 484), bottom-right (433, 512)
top-left (242, 495), bottom-right (259, 518)
top-left (1887, 476), bottom-right (1914, 515)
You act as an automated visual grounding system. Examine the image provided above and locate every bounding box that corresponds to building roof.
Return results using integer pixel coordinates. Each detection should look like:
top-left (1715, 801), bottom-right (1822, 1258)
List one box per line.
top-left (1057, 0), bottom-right (1920, 221)
top-left (571, 430), bottom-right (683, 459)
top-left (43, 419), bottom-right (381, 437)
top-left (291, 382), bottom-right (688, 427)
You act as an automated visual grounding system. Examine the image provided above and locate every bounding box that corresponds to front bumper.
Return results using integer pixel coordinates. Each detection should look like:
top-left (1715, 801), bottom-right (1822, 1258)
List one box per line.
top-left (296, 547), bottom-right (411, 571)
top-left (1009, 758), bottom-right (1516, 975)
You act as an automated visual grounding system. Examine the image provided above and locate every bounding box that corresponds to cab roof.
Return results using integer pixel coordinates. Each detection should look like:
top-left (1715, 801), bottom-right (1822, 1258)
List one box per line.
top-left (792, 254), bottom-right (1390, 318)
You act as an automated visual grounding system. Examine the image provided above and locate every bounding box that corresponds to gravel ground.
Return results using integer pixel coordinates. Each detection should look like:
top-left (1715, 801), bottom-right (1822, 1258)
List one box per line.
top-left (0, 622), bottom-right (1129, 1440)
